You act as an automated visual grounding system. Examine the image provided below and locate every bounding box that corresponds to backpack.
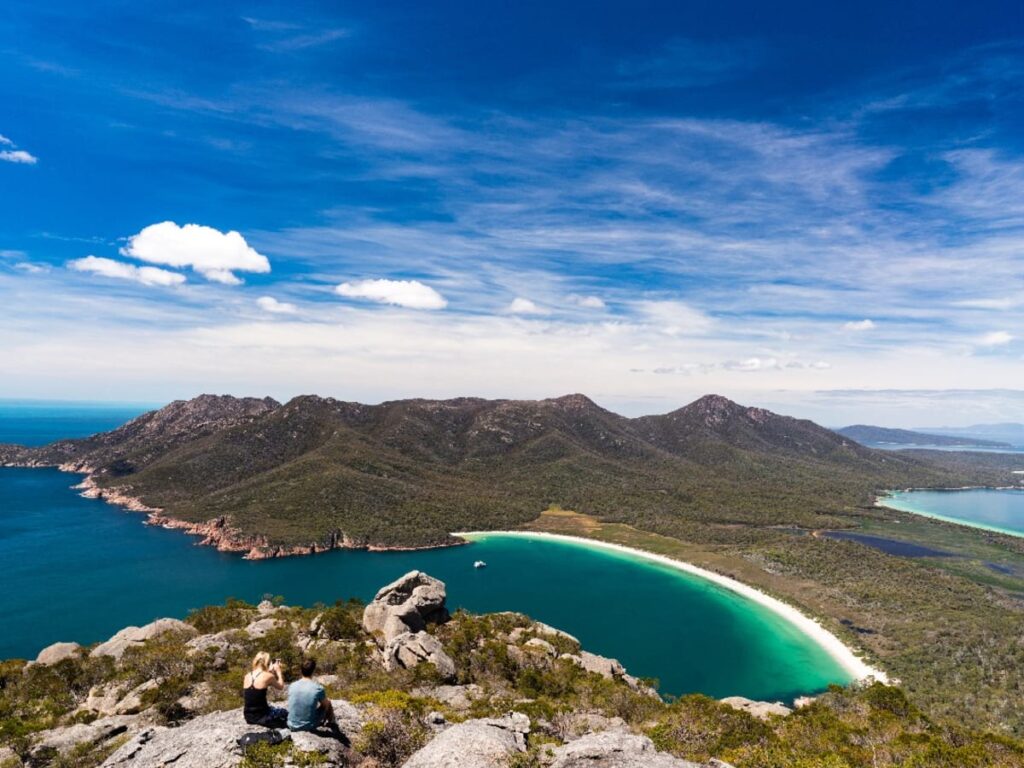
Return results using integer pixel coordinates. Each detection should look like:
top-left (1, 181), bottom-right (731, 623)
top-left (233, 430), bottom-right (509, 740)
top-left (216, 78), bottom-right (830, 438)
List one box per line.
top-left (237, 730), bottom-right (287, 748)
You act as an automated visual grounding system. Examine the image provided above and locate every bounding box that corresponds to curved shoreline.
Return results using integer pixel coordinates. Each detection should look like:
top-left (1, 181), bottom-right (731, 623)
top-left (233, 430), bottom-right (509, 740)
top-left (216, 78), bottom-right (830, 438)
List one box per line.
top-left (456, 529), bottom-right (888, 685)
top-left (878, 490), bottom-right (1024, 539)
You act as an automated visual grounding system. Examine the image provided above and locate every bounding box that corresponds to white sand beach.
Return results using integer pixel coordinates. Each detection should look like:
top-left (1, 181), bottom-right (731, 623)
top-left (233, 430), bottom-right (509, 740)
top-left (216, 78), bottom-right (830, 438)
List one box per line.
top-left (456, 529), bottom-right (888, 685)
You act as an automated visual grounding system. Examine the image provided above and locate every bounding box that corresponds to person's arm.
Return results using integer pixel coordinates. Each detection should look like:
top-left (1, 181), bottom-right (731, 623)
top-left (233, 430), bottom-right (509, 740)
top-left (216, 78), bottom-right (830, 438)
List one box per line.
top-left (265, 664), bottom-right (285, 690)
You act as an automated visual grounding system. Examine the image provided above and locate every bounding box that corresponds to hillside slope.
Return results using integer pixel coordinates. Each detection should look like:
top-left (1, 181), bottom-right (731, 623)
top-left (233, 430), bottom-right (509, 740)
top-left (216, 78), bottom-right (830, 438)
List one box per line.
top-left (1, 393), bottom-right (1013, 554)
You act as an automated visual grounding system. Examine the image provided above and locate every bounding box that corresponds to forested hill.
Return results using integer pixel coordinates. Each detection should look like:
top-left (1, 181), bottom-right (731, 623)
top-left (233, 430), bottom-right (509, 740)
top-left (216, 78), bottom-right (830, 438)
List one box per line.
top-left (0, 393), bottom-right (1014, 552)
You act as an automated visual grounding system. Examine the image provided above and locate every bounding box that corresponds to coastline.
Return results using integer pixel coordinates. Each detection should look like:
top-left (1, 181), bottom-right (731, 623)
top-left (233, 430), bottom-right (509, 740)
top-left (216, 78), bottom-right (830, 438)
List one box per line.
top-left (58, 468), bottom-right (465, 559)
top-left (456, 529), bottom-right (889, 686)
top-left (877, 489), bottom-right (1024, 539)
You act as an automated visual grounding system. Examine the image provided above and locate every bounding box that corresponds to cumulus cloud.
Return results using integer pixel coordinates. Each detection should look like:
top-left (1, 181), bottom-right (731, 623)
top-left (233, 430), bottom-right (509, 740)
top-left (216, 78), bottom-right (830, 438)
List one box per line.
top-left (256, 295), bottom-right (297, 314)
top-left (635, 300), bottom-right (712, 335)
top-left (121, 222), bottom-right (270, 285)
top-left (978, 330), bottom-right (1013, 346)
top-left (842, 319), bottom-right (875, 331)
top-left (335, 278), bottom-right (448, 309)
top-left (507, 297), bottom-right (549, 315)
top-left (67, 255), bottom-right (185, 287)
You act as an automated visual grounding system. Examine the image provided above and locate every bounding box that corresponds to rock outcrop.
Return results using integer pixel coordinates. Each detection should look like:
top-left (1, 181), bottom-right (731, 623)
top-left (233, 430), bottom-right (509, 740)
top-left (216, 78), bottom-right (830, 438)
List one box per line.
top-left (548, 729), bottom-right (704, 768)
top-left (362, 570), bottom-right (450, 643)
top-left (402, 713), bottom-right (531, 768)
top-left (31, 641), bottom-right (82, 666)
top-left (100, 705), bottom-right (358, 768)
top-left (383, 631), bottom-right (456, 681)
top-left (91, 618), bottom-right (197, 659)
top-left (720, 696), bottom-right (792, 720)
top-left (30, 715), bottom-right (141, 764)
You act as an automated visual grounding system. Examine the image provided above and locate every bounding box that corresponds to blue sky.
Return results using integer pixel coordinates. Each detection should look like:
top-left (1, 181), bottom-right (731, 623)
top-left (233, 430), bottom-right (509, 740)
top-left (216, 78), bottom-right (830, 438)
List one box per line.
top-left (2, 0), bottom-right (1023, 425)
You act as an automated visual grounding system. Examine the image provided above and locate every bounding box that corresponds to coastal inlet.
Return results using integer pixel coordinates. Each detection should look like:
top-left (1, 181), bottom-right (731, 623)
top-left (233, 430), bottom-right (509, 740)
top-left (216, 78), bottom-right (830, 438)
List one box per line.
top-left (1, 466), bottom-right (852, 704)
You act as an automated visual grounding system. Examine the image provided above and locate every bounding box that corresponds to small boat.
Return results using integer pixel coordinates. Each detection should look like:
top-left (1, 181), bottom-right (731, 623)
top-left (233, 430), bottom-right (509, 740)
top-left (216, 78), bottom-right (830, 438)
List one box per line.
top-left (473, 560), bottom-right (487, 569)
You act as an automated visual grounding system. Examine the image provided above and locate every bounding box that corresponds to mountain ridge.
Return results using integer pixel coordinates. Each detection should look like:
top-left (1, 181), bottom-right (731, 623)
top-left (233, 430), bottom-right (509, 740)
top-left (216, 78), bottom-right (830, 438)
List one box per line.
top-left (1, 393), bottom-right (1014, 556)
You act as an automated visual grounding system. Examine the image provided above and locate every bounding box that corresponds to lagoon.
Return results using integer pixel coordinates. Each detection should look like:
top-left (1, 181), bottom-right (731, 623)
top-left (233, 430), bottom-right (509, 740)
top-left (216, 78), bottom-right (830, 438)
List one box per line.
top-left (881, 488), bottom-right (1024, 538)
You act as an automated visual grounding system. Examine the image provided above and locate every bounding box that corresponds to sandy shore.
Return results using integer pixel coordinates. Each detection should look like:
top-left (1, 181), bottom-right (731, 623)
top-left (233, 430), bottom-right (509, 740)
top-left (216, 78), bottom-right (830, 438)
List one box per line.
top-left (456, 529), bottom-right (888, 685)
top-left (877, 492), bottom-right (1024, 539)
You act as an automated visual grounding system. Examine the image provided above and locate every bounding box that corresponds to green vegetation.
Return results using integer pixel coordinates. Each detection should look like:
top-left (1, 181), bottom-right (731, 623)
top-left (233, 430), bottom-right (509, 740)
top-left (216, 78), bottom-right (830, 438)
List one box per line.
top-left (4, 394), bottom-right (1016, 552)
top-left (5, 596), bottom-right (1024, 767)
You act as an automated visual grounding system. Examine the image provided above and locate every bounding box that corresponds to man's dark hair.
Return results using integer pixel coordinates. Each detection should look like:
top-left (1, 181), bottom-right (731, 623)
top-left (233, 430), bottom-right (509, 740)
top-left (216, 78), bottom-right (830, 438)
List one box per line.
top-left (300, 658), bottom-right (317, 677)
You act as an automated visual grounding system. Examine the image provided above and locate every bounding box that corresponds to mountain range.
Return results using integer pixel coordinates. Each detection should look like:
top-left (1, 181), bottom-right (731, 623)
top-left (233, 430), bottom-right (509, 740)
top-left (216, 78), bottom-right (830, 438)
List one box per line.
top-left (0, 393), bottom-right (1012, 556)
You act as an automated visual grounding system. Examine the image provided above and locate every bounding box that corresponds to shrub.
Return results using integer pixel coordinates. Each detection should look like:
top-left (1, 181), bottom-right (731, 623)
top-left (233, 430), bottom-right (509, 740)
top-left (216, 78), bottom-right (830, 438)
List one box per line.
top-left (314, 598), bottom-right (364, 641)
top-left (187, 598), bottom-right (256, 634)
top-left (358, 710), bottom-right (429, 767)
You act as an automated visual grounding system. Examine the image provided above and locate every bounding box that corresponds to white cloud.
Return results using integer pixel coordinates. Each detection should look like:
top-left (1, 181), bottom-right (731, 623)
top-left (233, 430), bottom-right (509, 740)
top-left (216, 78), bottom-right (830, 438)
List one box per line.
top-left (0, 135), bottom-right (12, 146)
top-left (256, 295), bottom-right (297, 314)
top-left (0, 150), bottom-right (37, 165)
top-left (635, 300), bottom-right (712, 335)
top-left (842, 319), bottom-right (875, 331)
top-left (335, 278), bottom-right (448, 309)
top-left (978, 330), bottom-right (1013, 347)
top-left (954, 297), bottom-right (1020, 310)
top-left (570, 294), bottom-right (606, 309)
top-left (507, 297), bottom-right (549, 315)
top-left (723, 357), bottom-right (780, 372)
top-left (14, 262), bottom-right (50, 274)
top-left (121, 222), bottom-right (270, 285)
top-left (68, 255), bottom-right (186, 287)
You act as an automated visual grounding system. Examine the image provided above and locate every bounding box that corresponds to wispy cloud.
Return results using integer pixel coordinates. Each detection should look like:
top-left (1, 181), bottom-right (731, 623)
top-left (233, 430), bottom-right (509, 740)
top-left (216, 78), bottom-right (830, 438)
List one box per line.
top-left (843, 319), bottom-right (876, 331)
top-left (978, 330), bottom-right (1013, 346)
top-left (67, 255), bottom-right (185, 287)
top-left (0, 134), bottom-right (37, 164)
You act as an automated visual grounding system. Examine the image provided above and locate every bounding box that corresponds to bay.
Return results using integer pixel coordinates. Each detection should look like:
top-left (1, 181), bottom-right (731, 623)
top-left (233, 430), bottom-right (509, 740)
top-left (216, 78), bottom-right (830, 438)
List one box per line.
top-left (0, 402), bottom-right (851, 703)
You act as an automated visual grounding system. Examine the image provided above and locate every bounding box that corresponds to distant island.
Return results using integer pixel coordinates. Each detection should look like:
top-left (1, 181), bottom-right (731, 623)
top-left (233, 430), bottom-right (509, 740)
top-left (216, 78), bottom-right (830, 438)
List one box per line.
top-left (836, 424), bottom-right (1014, 449)
top-left (0, 393), bottom-right (1015, 558)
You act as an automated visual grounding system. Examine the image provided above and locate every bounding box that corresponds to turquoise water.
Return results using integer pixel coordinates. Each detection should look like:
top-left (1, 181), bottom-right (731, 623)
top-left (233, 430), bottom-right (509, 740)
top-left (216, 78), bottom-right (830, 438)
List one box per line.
top-left (882, 488), bottom-right (1024, 537)
top-left (0, 403), bottom-right (851, 702)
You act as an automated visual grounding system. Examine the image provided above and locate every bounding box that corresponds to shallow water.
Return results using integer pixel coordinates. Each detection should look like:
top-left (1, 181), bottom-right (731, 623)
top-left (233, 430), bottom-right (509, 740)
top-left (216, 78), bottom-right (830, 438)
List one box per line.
top-left (881, 488), bottom-right (1024, 538)
top-left (0, 403), bottom-right (851, 702)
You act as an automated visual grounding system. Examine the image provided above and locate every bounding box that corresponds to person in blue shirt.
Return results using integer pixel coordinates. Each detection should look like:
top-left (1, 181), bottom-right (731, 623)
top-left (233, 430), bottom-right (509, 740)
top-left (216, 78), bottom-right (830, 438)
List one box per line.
top-left (286, 658), bottom-right (344, 739)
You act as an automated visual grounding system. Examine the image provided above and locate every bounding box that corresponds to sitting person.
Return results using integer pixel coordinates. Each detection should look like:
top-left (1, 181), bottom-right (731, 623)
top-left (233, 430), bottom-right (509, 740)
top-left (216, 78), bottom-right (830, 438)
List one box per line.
top-left (242, 652), bottom-right (287, 728)
top-left (287, 658), bottom-right (344, 740)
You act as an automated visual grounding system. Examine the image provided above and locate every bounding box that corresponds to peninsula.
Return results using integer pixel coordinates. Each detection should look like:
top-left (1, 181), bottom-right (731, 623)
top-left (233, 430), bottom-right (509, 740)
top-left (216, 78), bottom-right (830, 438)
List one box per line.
top-left (0, 393), bottom-right (1014, 558)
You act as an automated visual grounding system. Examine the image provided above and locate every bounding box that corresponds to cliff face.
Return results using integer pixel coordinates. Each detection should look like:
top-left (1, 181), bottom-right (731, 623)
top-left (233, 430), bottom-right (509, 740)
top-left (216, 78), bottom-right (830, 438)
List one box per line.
top-left (3, 393), bottom-right (1016, 554)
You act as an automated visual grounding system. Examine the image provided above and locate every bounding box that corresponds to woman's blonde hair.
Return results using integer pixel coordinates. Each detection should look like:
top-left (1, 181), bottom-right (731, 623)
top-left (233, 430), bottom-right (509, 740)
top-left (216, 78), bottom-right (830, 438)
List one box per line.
top-left (251, 651), bottom-right (271, 673)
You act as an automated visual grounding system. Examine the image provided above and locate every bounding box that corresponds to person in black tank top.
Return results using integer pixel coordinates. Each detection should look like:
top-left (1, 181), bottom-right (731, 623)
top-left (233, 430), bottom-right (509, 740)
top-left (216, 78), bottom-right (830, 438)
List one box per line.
top-left (243, 651), bottom-right (287, 728)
